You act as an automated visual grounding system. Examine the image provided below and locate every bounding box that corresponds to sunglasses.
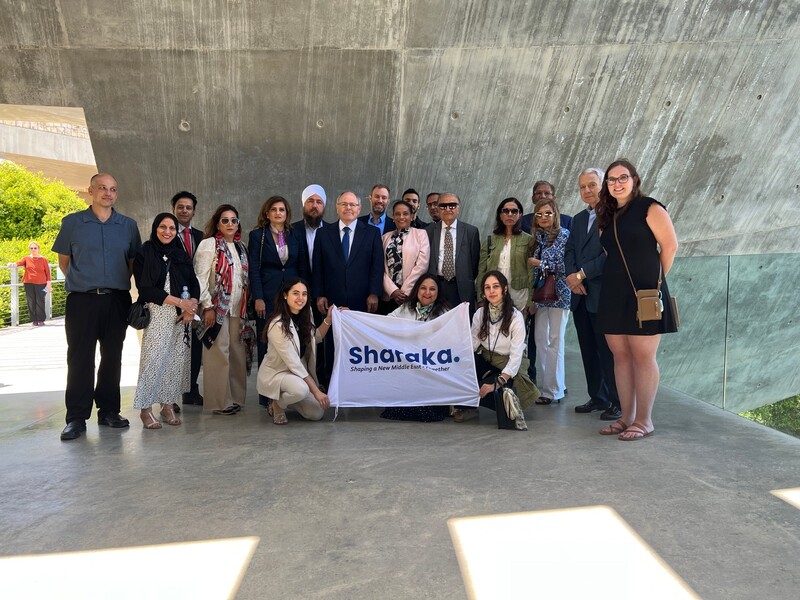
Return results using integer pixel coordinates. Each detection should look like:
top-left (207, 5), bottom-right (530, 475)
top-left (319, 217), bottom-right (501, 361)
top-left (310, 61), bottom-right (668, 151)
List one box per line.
top-left (438, 203), bottom-right (459, 210)
top-left (501, 208), bottom-right (520, 215)
top-left (534, 211), bottom-right (554, 218)
top-left (219, 217), bottom-right (240, 225)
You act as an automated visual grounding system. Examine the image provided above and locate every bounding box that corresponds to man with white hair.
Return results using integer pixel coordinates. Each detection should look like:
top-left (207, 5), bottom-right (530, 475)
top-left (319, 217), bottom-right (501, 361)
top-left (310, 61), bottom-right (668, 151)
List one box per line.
top-left (564, 167), bottom-right (620, 420)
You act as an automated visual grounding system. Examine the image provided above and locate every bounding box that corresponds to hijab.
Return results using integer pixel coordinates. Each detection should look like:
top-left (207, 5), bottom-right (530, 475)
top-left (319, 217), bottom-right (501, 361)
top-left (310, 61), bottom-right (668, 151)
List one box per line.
top-left (139, 213), bottom-right (197, 307)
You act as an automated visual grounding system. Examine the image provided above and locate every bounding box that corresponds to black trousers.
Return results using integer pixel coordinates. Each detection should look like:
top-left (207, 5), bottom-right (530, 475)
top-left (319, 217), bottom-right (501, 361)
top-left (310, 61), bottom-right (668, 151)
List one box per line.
top-left (572, 298), bottom-right (619, 407)
top-left (64, 290), bottom-right (131, 423)
top-left (24, 282), bottom-right (46, 322)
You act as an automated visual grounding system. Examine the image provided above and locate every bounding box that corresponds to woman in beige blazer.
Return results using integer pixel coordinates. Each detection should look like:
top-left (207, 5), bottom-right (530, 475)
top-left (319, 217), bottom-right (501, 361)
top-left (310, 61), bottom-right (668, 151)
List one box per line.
top-left (256, 277), bottom-right (334, 425)
top-left (380, 200), bottom-right (431, 314)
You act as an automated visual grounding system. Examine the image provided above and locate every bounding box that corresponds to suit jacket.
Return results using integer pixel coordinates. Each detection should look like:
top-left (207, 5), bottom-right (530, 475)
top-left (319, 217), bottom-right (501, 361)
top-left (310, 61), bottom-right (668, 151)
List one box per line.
top-left (177, 226), bottom-right (204, 260)
top-left (563, 208), bottom-right (606, 313)
top-left (247, 226), bottom-right (309, 311)
top-left (358, 214), bottom-right (396, 236)
top-left (426, 219), bottom-right (480, 305)
top-left (291, 219), bottom-right (327, 278)
top-left (312, 220), bottom-right (384, 311)
top-left (257, 317), bottom-right (322, 400)
top-left (381, 227), bottom-right (430, 300)
top-left (521, 213), bottom-right (572, 234)
top-left (411, 216), bottom-right (427, 229)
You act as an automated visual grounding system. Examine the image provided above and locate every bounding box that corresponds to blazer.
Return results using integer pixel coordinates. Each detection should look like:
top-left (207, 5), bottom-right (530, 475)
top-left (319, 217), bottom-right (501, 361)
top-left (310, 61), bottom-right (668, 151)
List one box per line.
top-left (312, 220), bottom-right (384, 311)
top-left (292, 219), bottom-right (327, 278)
top-left (177, 225), bottom-right (204, 260)
top-left (247, 226), bottom-right (309, 311)
top-left (381, 227), bottom-right (430, 300)
top-left (563, 208), bottom-right (606, 313)
top-left (476, 232), bottom-right (534, 299)
top-left (358, 213), bottom-right (396, 235)
top-left (256, 317), bottom-right (322, 400)
top-left (426, 219), bottom-right (480, 305)
top-left (521, 212), bottom-right (572, 234)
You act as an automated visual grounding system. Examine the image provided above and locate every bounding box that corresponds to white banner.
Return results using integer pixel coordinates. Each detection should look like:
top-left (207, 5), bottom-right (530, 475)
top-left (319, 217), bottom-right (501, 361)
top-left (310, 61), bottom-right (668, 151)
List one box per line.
top-left (329, 303), bottom-right (479, 408)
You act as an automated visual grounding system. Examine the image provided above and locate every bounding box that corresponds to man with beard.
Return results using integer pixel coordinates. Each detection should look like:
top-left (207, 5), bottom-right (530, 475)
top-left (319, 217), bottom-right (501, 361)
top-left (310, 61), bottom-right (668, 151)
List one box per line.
top-left (358, 184), bottom-right (396, 235)
top-left (401, 188), bottom-right (426, 229)
top-left (293, 184), bottom-right (328, 276)
top-left (425, 192), bottom-right (441, 225)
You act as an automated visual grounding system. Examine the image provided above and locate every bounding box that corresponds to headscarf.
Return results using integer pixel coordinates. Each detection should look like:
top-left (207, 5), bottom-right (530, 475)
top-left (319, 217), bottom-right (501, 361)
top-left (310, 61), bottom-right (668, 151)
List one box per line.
top-left (139, 213), bottom-right (197, 313)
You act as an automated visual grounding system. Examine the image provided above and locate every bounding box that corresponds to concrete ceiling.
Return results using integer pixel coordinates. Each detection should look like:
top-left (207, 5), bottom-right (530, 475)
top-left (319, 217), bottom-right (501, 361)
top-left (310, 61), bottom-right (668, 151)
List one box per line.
top-left (1, 0), bottom-right (798, 255)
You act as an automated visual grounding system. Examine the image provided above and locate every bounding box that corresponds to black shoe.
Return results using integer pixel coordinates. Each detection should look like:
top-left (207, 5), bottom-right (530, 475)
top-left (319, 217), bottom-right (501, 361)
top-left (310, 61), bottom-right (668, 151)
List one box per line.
top-left (182, 392), bottom-right (203, 406)
top-left (212, 406), bottom-right (237, 415)
top-left (98, 413), bottom-right (130, 428)
top-left (173, 403), bottom-right (181, 414)
top-left (600, 406), bottom-right (623, 421)
top-left (61, 420), bottom-right (86, 441)
top-left (575, 399), bottom-right (611, 414)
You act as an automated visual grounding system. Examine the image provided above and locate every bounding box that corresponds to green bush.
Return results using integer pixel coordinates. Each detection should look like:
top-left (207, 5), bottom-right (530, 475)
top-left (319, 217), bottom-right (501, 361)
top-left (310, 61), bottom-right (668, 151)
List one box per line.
top-left (0, 163), bottom-right (86, 327)
top-left (741, 395), bottom-right (800, 439)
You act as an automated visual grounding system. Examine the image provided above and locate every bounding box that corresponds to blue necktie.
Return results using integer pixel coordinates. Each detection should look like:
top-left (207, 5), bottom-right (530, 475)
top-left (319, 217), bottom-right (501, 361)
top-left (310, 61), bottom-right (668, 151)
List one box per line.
top-left (342, 226), bottom-right (351, 262)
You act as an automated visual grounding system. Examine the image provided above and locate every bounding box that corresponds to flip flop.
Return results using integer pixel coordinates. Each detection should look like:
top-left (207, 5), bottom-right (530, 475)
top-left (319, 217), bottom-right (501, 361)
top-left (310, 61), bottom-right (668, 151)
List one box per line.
top-left (618, 422), bottom-right (654, 441)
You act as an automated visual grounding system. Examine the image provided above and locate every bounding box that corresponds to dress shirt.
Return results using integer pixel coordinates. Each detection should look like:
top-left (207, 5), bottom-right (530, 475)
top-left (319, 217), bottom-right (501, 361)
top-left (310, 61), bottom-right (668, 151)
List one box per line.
top-left (587, 208), bottom-right (596, 233)
top-left (304, 222), bottom-right (323, 267)
top-left (437, 219), bottom-right (459, 276)
top-left (365, 213), bottom-right (387, 236)
top-left (338, 220), bottom-right (356, 256)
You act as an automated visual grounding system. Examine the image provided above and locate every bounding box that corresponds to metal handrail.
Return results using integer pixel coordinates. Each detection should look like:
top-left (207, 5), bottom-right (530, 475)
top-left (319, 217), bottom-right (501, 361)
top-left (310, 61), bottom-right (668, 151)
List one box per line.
top-left (0, 263), bottom-right (63, 327)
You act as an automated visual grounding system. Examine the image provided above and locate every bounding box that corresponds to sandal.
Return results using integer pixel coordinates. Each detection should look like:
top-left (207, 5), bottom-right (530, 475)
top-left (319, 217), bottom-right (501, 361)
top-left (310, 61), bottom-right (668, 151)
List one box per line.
top-left (453, 408), bottom-right (478, 423)
top-left (273, 410), bottom-right (288, 425)
top-left (618, 422), bottom-right (654, 441)
top-left (160, 406), bottom-right (182, 426)
top-left (140, 409), bottom-right (162, 430)
top-left (535, 396), bottom-right (553, 405)
top-left (599, 419), bottom-right (628, 435)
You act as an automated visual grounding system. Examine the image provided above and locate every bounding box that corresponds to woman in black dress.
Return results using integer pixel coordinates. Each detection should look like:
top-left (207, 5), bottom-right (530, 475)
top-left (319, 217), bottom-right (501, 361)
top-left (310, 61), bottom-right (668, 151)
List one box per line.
top-left (595, 159), bottom-right (678, 441)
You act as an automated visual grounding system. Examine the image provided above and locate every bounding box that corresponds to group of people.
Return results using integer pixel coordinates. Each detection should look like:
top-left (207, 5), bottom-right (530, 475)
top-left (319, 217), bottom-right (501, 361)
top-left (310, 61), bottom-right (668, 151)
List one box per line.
top-left (52, 158), bottom-right (678, 442)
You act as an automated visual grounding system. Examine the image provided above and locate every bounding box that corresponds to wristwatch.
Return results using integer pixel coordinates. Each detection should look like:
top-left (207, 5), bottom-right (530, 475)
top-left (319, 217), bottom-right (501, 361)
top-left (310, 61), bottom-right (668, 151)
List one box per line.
top-left (576, 271), bottom-right (584, 282)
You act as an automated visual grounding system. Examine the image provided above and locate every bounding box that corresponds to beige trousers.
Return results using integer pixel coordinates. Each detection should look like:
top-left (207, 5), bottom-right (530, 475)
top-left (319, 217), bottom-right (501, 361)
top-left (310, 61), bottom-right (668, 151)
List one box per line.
top-left (202, 315), bottom-right (247, 411)
top-left (276, 375), bottom-right (324, 421)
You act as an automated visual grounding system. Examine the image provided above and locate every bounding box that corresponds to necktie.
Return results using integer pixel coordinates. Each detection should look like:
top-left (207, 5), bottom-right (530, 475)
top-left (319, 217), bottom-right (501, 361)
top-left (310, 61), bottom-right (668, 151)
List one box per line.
top-left (342, 226), bottom-right (351, 262)
top-left (442, 226), bottom-right (455, 280)
top-left (182, 228), bottom-right (192, 257)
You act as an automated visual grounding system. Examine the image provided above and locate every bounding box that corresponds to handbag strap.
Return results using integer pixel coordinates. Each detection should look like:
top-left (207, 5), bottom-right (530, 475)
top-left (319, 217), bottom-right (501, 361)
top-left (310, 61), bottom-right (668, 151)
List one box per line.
top-left (260, 226), bottom-right (266, 264)
top-left (613, 212), bottom-right (661, 295)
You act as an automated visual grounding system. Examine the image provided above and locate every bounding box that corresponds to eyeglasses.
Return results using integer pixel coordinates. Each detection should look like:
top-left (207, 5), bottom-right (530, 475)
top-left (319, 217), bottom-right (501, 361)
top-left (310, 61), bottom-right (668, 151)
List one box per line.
top-left (427, 202), bottom-right (438, 208)
top-left (219, 217), bottom-right (240, 225)
top-left (438, 203), bottom-right (459, 210)
top-left (607, 174), bottom-right (631, 185)
top-left (534, 211), bottom-right (554, 218)
top-left (337, 202), bottom-right (359, 209)
top-left (501, 208), bottom-right (520, 216)
top-left (533, 190), bottom-right (554, 197)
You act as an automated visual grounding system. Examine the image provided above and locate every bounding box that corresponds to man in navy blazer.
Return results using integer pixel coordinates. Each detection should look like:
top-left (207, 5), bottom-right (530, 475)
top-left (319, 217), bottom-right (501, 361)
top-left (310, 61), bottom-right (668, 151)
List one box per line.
top-left (520, 180), bottom-right (573, 233)
top-left (313, 191), bottom-right (384, 379)
top-left (426, 192), bottom-right (480, 313)
top-left (293, 184), bottom-right (328, 277)
top-left (357, 184), bottom-right (396, 236)
top-left (172, 191), bottom-right (205, 409)
top-left (564, 168), bottom-right (620, 420)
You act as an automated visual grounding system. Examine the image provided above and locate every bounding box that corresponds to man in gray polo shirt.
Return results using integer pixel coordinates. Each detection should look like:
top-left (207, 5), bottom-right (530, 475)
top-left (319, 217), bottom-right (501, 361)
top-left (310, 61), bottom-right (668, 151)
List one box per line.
top-left (53, 173), bottom-right (141, 441)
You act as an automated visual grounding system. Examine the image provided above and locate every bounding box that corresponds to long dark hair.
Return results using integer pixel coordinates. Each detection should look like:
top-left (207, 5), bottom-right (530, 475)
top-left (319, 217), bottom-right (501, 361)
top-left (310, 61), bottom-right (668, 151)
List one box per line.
top-left (401, 274), bottom-right (450, 319)
top-left (204, 204), bottom-right (242, 238)
top-left (264, 277), bottom-right (314, 345)
top-left (477, 271), bottom-right (515, 340)
top-left (492, 197), bottom-right (524, 235)
top-left (596, 158), bottom-right (642, 231)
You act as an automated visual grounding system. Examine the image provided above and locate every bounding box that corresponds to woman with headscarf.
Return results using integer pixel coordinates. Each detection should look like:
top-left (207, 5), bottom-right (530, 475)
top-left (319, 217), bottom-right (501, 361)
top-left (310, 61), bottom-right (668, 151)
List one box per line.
top-left (195, 204), bottom-right (251, 415)
top-left (132, 213), bottom-right (200, 429)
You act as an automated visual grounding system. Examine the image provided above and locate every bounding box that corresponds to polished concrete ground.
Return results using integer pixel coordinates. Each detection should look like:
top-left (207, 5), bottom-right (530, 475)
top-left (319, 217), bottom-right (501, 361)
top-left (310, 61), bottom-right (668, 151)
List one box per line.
top-left (1, 319), bottom-right (799, 599)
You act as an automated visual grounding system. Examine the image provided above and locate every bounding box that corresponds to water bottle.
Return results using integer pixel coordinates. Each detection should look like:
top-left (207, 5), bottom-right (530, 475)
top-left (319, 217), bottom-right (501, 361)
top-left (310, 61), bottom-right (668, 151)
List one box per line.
top-left (181, 286), bottom-right (190, 301)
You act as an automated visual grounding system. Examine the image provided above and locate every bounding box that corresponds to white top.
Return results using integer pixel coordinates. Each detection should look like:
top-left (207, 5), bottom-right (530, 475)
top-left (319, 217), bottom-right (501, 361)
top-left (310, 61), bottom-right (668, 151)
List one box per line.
top-left (470, 307), bottom-right (526, 377)
top-left (195, 237), bottom-right (246, 314)
top-left (437, 219), bottom-right (458, 276)
top-left (304, 222), bottom-right (323, 268)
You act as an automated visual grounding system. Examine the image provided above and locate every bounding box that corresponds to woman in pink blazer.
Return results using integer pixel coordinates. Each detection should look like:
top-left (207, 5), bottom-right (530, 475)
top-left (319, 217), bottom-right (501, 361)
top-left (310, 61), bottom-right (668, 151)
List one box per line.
top-left (379, 200), bottom-right (431, 315)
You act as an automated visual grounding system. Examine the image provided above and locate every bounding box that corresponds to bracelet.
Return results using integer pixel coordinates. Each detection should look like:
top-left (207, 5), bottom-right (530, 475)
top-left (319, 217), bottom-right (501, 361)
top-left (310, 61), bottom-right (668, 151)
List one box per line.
top-left (323, 319), bottom-right (331, 326)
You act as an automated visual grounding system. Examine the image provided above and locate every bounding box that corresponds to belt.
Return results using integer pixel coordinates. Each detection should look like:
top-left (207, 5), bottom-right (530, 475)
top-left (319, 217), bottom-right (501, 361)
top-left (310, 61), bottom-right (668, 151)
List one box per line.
top-left (84, 288), bottom-right (115, 294)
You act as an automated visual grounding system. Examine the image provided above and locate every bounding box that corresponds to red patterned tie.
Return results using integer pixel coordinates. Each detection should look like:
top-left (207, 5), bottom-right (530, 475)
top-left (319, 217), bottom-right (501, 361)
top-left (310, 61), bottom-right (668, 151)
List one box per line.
top-left (183, 228), bottom-right (192, 257)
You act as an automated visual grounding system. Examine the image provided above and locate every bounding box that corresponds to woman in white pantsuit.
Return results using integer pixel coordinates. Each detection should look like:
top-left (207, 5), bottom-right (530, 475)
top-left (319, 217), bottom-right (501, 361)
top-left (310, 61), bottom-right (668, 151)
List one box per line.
top-left (257, 277), bottom-right (334, 425)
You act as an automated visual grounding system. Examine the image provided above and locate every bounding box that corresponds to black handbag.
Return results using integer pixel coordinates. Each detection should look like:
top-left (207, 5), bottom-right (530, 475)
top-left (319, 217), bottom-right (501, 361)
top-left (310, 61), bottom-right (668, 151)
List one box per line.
top-left (127, 299), bottom-right (151, 330)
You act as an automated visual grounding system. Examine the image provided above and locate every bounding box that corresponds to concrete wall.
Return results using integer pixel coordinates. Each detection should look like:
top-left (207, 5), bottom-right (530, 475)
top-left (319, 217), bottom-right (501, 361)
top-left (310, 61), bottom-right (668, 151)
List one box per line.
top-left (1, 1), bottom-right (798, 407)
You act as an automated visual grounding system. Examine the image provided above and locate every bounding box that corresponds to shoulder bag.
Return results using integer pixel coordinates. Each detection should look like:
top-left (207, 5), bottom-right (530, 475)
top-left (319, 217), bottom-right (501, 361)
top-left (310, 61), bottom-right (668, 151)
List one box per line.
top-left (613, 214), bottom-right (664, 328)
top-left (127, 299), bottom-right (151, 330)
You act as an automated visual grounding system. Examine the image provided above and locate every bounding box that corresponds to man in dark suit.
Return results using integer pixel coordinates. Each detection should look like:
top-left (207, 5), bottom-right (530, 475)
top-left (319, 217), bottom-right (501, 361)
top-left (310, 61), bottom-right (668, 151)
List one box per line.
top-left (172, 191), bottom-right (205, 409)
top-left (357, 184), bottom-right (396, 236)
top-left (313, 191), bottom-right (384, 378)
top-left (521, 180), bottom-right (571, 381)
top-left (401, 187), bottom-right (427, 229)
top-left (426, 192), bottom-right (480, 313)
top-left (564, 168), bottom-right (620, 420)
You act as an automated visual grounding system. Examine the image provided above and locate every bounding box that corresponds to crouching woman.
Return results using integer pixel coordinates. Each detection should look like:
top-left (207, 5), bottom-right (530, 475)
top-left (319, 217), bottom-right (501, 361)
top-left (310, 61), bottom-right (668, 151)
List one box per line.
top-left (257, 277), bottom-right (334, 425)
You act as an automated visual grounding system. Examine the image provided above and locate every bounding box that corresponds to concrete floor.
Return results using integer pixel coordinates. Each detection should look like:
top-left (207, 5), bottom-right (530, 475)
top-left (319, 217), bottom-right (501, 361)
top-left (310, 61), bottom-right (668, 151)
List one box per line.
top-left (1, 319), bottom-right (799, 599)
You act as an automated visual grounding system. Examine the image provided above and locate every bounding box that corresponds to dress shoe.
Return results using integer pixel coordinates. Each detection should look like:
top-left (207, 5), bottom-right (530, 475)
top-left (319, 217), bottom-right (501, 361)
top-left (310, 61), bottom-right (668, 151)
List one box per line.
top-left (600, 405), bottom-right (623, 421)
top-left (182, 392), bottom-right (203, 406)
top-left (575, 399), bottom-right (611, 414)
top-left (97, 413), bottom-right (130, 428)
top-left (60, 420), bottom-right (86, 440)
